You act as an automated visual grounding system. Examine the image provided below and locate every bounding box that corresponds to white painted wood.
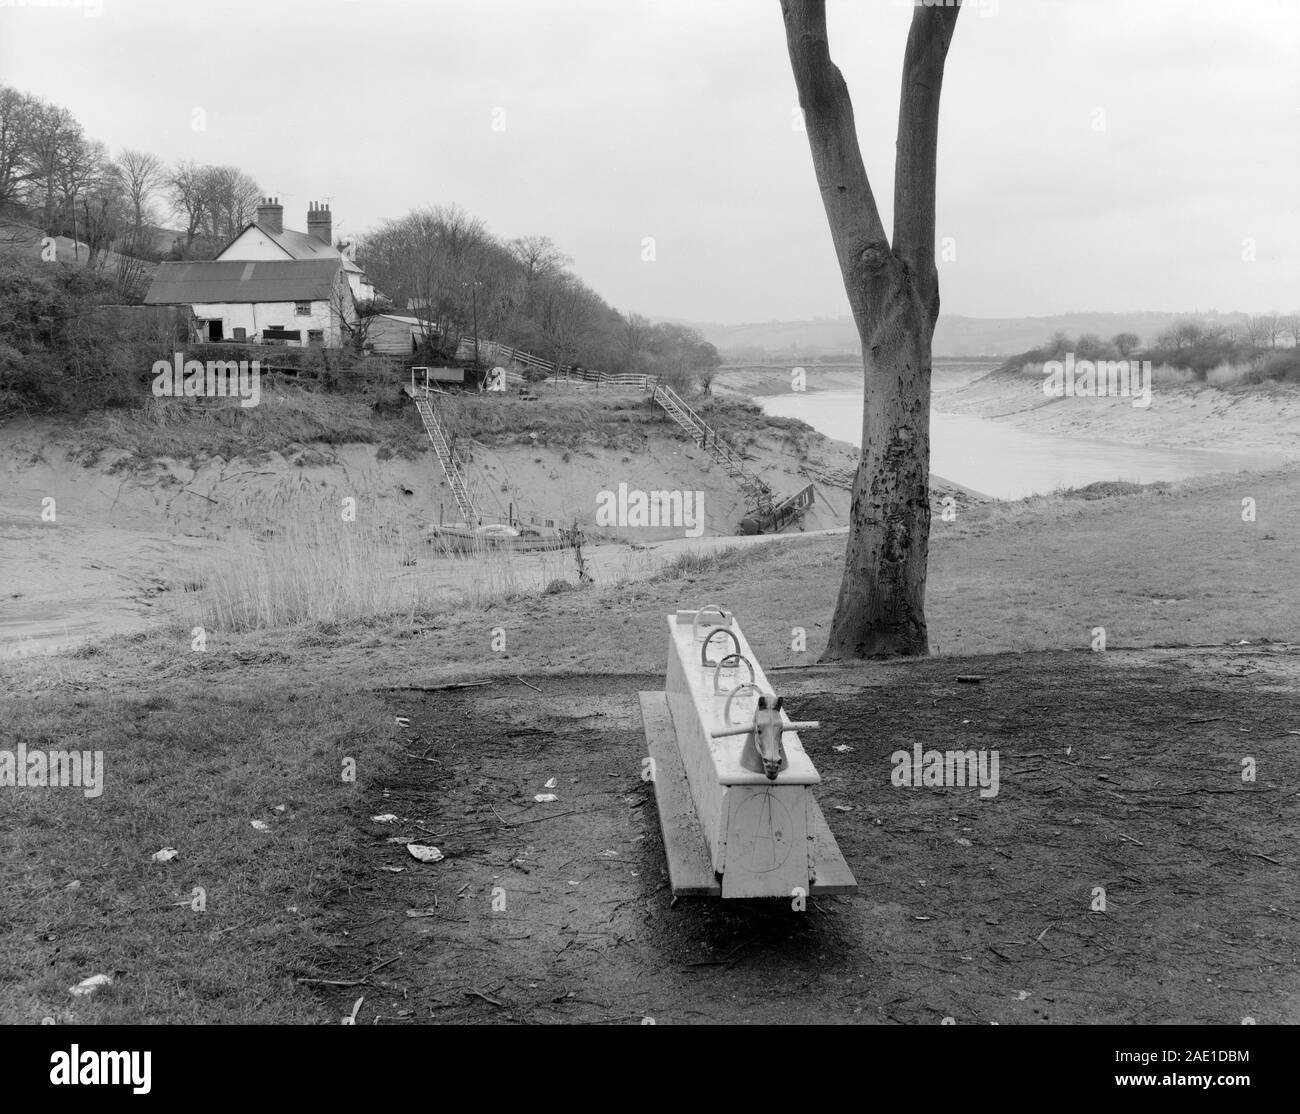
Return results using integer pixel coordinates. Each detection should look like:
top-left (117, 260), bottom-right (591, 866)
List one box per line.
top-left (664, 610), bottom-right (826, 897)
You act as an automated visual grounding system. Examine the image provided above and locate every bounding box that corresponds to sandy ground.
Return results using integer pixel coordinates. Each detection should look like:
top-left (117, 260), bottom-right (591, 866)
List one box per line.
top-left (0, 400), bottom-right (954, 659)
top-left (938, 366), bottom-right (1300, 460)
top-left (0, 425), bottom-right (441, 657)
top-left (5, 361), bottom-right (1298, 660)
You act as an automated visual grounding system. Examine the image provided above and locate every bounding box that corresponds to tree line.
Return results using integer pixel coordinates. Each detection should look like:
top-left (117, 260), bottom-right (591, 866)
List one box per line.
top-left (355, 204), bottom-right (720, 386)
top-left (1, 85), bottom-right (719, 388)
top-left (0, 85), bottom-right (266, 267)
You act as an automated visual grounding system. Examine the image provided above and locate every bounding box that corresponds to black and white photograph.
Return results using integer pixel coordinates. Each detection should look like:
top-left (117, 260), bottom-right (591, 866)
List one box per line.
top-left (0, 0), bottom-right (1295, 1089)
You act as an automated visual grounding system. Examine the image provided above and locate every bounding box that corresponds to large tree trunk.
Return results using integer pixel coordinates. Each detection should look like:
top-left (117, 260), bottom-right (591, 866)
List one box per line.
top-left (835, 280), bottom-right (933, 658)
top-left (781, 0), bottom-right (958, 660)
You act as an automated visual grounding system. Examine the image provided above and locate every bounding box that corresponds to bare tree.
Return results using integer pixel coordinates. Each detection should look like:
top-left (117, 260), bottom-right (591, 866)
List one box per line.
top-left (1261, 311), bottom-right (1282, 349)
top-left (0, 86), bottom-right (38, 211)
top-left (1113, 332), bottom-right (1140, 357)
top-left (623, 311), bottom-right (650, 362)
top-left (783, 0), bottom-right (960, 660)
top-left (357, 204), bottom-right (498, 351)
top-left (536, 274), bottom-right (601, 373)
top-left (507, 234), bottom-right (571, 283)
top-left (168, 160), bottom-right (208, 257)
top-left (23, 99), bottom-right (83, 232)
top-left (1156, 317), bottom-right (1218, 351)
top-left (1243, 314), bottom-right (1279, 348)
top-left (80, 191), bottom-right (126, 270)
top-left (1282, 312), bottom-right (1300, 348)
top-left (198, 165), bottom-right (260, 242)
top-left (113, 148), bottom-right (166, 243)
top-left (110, 247), bottom-right (152, 303)
top-left (55, 136), bottom-right (114, 253)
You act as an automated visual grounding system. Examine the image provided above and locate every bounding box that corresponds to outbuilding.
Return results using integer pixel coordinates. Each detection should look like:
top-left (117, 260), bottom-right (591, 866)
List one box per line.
top-left (143, 258), bottom-right (355, 347)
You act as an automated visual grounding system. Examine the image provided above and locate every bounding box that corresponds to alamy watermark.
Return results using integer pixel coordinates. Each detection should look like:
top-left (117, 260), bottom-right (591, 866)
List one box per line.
top-left (1043, 353), bottom-right (1152, 409)
top-left (1, 745), bottom-right (104, 798)
top-left (891, 743), bottom-right (1000, 798)
top-left (50, 1046), bottom-right (150, 1094)
top-left (595, 482), bottom-right (704, 538)
top-left (151, 352), bottom-right (262, 408)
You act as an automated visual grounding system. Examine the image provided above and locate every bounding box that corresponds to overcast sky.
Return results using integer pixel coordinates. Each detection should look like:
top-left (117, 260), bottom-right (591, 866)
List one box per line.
top-left (2, 0), bottom-right (1296, 324)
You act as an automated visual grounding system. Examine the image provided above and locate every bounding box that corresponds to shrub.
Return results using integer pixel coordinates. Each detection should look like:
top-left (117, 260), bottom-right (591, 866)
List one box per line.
top-left (0, 256), bottom-right (181, 414)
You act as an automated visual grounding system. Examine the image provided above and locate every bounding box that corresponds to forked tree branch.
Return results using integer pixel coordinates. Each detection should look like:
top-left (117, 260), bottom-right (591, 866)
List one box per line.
top-left (893, 3), bottom-right (961, 317)
top-left (782, 0), bottom-right (959, 323)
top-left (781, 0), bottom-right (888, 309)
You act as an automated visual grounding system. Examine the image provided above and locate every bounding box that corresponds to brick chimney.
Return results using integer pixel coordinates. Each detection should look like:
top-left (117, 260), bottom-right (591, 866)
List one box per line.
top-left (255, 196), bottom-right (283, 234)
top-left (307, 202), bottom-right (332, 246)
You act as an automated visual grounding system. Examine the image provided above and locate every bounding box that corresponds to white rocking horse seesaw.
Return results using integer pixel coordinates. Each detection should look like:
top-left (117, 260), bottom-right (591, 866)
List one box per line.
top-left (637, 605), bottom-right (857, 899)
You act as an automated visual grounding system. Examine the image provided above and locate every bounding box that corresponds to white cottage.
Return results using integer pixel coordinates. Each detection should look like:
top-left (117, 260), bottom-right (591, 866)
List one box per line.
top-left (143, 258), bottom-right (354, 347)
top-left (215, 198), bottom-right (378, 306)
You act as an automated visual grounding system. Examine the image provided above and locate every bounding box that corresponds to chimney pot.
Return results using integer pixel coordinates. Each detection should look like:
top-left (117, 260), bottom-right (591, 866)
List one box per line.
top-left (307, 200), bottom-right (333, 246)
top-left (256, 197), bottom-right (284, 235)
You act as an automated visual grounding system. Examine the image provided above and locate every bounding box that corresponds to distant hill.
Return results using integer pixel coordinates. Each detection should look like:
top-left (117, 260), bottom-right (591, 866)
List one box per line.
top-left (678, 311), bottom-right (1257, 359)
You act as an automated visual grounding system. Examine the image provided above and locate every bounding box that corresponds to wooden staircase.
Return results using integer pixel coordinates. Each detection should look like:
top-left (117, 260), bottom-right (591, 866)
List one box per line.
top-left (407, 386), bottom-right (479, 525)
top-left (651, 384), bottom-right (774, 516)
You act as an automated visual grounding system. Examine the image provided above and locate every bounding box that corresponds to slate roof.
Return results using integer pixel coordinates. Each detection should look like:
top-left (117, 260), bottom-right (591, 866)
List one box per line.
top-left (144, 259), bottom-right (343, 304)
top-left (218, 222), bottom-right (366, 274)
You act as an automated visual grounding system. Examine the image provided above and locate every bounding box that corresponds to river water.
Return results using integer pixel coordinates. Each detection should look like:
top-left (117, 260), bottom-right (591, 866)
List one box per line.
top-left (758, 368), bottom-right (1285, 500)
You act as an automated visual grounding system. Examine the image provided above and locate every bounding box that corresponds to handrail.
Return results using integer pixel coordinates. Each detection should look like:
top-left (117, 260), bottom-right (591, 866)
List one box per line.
top-left (458, 335), bottom-right (659, 389)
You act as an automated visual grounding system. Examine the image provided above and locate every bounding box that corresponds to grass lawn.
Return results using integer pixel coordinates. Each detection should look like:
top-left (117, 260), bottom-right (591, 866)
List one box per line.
top-left (0, 672), bottom-right (401, 1023)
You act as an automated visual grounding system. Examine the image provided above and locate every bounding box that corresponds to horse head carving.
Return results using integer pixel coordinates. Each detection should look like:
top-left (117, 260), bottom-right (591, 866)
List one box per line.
top-left (743, 694), bottom-right (788, 782)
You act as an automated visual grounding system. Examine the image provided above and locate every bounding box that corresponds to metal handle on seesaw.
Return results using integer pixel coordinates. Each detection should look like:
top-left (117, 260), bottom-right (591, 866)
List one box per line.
top-left (718, 683), bottom-right (768, 727)
top-left (711, 683), bottom-right (821, 736)
top-left (711, 653), bottom-right (755, 695)
top-left (690, 604), bottom-right (732, 645)
top-left (699, 626), bottom-right (741, 666)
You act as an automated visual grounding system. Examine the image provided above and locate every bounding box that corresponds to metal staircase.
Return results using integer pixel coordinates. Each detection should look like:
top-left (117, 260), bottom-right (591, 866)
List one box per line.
top-left (651, 384), bottom-right (774, 515)
top-left (409, 388), bottom-right (479, 525)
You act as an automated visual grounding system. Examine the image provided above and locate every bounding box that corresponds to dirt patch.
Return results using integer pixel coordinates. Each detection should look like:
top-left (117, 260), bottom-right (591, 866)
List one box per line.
top-left (310, 647), bottom-right (1300, 1024)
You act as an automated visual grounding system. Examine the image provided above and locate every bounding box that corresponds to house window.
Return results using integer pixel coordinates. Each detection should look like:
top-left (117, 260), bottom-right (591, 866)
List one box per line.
top-left (295, 301), bottom-right (311, 316)
top-left (307, 330), bottom-right (323, 347)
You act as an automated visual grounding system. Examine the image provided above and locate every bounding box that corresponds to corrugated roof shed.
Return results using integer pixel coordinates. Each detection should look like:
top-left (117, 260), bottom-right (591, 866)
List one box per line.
top-left (144, 259), bottom-right (343, 304)
top-left (375, 314), bottom-right (438, 327)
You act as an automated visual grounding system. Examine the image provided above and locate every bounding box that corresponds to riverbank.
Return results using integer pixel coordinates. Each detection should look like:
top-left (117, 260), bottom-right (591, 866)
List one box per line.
top-left (714, 358), bottom-right (992, 400)
top-left (941, 362), bottom-right (1300, 459)
top-left (719, 359), bottom-right (1300, 461)
top-left (0, 387), bottom-right (895, 657)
